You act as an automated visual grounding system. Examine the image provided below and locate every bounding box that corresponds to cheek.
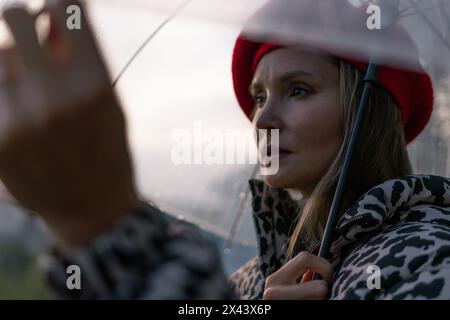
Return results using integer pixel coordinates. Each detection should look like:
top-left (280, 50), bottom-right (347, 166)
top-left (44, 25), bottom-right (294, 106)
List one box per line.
top-left (285, 99), bottom-right (343, 155)
top-left (279, 100), bottom-right (342, 188)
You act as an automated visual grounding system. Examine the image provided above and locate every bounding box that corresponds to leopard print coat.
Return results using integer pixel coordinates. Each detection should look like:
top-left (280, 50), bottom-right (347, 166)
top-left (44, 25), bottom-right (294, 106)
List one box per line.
top-left (44, 175), bottom-right (450, 299)
top-left (230, 175), bottom-right (450, 299)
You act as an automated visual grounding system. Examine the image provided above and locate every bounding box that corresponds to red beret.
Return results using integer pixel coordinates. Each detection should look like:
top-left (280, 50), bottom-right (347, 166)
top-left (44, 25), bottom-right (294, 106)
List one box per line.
top-left (231, 10), bottom-right (434, 144)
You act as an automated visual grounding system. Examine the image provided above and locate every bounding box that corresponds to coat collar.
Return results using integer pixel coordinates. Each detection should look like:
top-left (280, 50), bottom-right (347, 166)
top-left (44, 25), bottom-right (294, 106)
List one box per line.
top-left (329, 175), bottom-right (450, 266)
top-left (249, 175), bottom-right (450, 271)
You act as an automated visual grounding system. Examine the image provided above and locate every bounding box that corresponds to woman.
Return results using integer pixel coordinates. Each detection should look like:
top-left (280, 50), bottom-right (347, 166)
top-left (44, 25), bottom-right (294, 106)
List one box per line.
top-left (0, 0), bottom-right (449, 299)
top-left (226, 0), bottom-right (446, 300)
top-left (228, 44), bottom-right (444, 299)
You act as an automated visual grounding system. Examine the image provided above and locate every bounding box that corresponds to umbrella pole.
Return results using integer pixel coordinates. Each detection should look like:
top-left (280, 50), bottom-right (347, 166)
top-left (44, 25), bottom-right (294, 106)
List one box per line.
top-left (313, 58), bottom-right (379, 279)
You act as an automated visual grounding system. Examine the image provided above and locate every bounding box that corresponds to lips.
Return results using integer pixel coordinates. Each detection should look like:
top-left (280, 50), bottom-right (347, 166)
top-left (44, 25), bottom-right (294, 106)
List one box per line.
top-left (265, 144), bottom-right (292, 157)
top-left (278, 148), bottom-right (292, 154)
top-left (260, 145), bottom-right (292, 168)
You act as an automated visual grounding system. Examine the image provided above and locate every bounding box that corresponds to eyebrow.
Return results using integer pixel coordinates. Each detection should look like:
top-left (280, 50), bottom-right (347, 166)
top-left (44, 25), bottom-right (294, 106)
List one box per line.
top-left (250, 70), bottom-right (317, 94)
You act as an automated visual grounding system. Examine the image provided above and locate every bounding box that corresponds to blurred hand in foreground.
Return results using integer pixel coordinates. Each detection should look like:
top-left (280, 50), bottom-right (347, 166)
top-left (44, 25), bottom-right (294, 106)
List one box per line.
top-left (0, 0), bottom-right (138, 249)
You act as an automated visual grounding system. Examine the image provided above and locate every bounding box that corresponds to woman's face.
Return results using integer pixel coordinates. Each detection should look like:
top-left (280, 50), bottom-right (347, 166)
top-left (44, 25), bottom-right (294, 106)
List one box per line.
top-left (251, 47), bottom-right (343, 196)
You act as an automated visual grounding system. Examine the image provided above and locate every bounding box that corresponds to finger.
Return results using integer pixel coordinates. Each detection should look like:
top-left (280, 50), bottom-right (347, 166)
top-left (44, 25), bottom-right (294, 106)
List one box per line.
top-left (263, 280), bottom-right (329, 300)
top-left (46, 0), bottom-right (103, 65)
top-left (45, 0), bottom-right (110, 90)
top-left (0, 47), bottom-right (20, 116)
top-left (45, 8), bottom-right (71, 66)
top-left (3, 6), bottom-right (47, 71)
top-left (0, 48), bottom-right (19, 85)
top-left (0, 49), bottom-right (16, 138)
top-left (301, 270), bottom-right (314, 283)
top-left (267, 252), bottom-right (333, 286)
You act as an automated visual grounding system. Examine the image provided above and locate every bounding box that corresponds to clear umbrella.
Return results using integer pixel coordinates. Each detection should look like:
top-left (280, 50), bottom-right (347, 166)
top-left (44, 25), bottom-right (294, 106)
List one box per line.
top-left (0, 0), bottom-right (449, 274)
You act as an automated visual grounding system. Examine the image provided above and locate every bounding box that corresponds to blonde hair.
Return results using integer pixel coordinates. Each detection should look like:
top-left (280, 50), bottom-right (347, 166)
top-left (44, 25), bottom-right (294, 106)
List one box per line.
top-left (285, 60), bottom-right (413, 259)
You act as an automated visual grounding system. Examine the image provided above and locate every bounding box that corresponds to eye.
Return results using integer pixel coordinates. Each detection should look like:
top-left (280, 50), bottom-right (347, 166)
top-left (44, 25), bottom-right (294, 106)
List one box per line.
top-left (289, 85), bottom-right (310, 98)
top-left (254, 91), bottom-right (267, 108)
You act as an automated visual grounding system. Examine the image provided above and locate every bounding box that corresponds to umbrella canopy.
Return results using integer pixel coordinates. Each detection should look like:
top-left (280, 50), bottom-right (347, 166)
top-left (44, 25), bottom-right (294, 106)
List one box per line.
top-left (0, 0), bottom-right (449, 273)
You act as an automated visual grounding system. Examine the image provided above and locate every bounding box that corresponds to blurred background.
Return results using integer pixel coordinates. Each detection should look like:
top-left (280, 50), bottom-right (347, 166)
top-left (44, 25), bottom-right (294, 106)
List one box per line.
top-left (0, 0), bottom-right (448, 299)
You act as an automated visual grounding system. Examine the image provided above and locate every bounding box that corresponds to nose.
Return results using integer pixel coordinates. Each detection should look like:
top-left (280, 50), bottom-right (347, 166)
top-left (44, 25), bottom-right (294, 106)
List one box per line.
top-left (254, 97), bottom-right (282, 131)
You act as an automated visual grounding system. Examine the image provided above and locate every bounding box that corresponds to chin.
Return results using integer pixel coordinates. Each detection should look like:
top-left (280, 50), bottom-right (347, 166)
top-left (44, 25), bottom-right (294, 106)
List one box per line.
top-left (263, 170), bottom-right (296, 189)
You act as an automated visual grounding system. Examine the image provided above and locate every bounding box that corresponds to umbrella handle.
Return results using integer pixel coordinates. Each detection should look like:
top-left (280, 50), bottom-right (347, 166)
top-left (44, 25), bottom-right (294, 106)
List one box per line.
top-left (312, 58), bottom-right (379, 282)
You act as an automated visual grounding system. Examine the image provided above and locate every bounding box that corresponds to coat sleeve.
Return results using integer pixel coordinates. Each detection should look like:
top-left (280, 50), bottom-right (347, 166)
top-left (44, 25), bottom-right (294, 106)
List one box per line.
top-left (42, 202), bottom-right (238, 299)
top-left (374, 213), bottom-right (450, 299)
top-left (331, 216), bottom-right (450, 300)
top-left (373, 225), bottom-right (450, 300)
top-left (376, 265), bottom-right (450, 299)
